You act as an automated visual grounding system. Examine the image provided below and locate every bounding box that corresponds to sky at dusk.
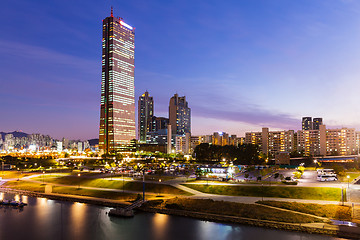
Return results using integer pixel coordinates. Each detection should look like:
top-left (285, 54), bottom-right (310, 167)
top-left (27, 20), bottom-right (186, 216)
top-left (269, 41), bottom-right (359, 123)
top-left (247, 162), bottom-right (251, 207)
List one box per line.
top-left (2, 0), bottom-right (360, 140)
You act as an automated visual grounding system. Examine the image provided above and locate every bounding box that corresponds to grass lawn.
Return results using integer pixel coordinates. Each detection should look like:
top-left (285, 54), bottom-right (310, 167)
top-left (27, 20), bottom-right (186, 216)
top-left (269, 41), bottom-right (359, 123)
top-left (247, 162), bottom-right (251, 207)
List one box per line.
top-left (146, 198), bottom-right (323, 223)
top-left (4, 181), bottom-right (45, 192)
top-left (0, 171), bottom-right (36, 179)
top-left (30, 176), bottom-right (191, 195)
top-left (257, 201), bottom-right (352, 221)
top-left (338, 172), bottom-right (360, 183)
top-left (183, 184), bottom-right (343, 201)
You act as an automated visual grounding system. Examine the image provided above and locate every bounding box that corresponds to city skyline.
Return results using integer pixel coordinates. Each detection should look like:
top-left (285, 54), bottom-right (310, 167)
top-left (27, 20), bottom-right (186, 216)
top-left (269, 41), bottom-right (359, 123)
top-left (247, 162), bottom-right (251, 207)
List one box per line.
top-left (2, 0), bottom-right (360, 140)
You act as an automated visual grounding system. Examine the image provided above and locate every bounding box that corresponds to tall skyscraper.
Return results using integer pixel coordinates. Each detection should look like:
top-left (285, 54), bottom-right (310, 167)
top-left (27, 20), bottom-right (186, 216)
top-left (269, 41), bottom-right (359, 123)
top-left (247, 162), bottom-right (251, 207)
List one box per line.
top-left (313, 118), bottom-right (323, 130)
top-left (169, 94), bottom-right (191, 135)
top-left (99, 9), bottom-right (136, 154)
top-left (138, 91), bottom-right (153, 142)
top-left (302, 117), bottom-right (312, 130)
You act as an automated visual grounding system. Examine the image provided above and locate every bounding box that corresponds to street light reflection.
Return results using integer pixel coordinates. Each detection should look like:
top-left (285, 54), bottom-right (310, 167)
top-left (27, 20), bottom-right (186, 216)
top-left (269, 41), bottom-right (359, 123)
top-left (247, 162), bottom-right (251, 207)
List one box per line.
top-left (22, 195), bottom-right (28, 203)
top-left (14, 194), bottom-right (20, 202)
top-left (153, 213), bottom-right (168, 239)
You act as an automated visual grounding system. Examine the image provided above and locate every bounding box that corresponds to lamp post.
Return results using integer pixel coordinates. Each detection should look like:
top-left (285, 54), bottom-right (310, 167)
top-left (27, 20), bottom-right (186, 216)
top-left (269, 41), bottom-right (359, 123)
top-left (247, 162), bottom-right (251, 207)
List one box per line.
top-left (158, 179), bottom-right (161, 196)
top-left (42, 171), bottom-right (45, 184)
top-left (314, 160), bottom-right (317, 170)
top-left (78, 173), bottom-right (81, 189)
top-left (143, 169), bottom-right (145, 201)
top-left (122, 170), bottom-right (125, 193)
top-left (347, 175), bottom-right (350, 188)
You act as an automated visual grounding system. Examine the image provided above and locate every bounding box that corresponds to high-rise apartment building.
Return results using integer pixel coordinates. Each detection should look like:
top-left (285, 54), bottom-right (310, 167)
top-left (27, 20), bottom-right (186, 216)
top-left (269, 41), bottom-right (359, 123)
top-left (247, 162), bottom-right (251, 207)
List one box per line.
top-left (302, 117), bottom-right (323, 131)
top-left (313, 118), bottom-right (323, 130)
top-left (302, 117), bottom-right (313, 130)
top-left (138, 91), bottom-right (153, 143)
top-left (169, 94), bottom-right (191, 135)
top-left (326, 128), bottom-right (357, 155)
top-left (297, 125), bottom-right (326, 156)
top-left (99, 9), bottom-right (136, 154)
top-left (245, 128), bottom-right (295, 156)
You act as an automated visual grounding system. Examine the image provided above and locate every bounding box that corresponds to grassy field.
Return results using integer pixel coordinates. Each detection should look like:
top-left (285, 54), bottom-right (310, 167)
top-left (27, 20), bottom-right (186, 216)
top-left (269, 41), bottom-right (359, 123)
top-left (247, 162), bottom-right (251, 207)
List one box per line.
top-left (183, 184), bottom-right (343, 201)
top-left (0, 171), bottom-right (36, 179)
top-left (4, 181), bottom-right (45, 192)
top-left (338, 172), bottom-right (360, 183)
top-left (30, 176), bottom-right (191, 195)
top-left (257, 201), bottom-right (352, 221)
top-left (146, 198), bottom-right (323, 223)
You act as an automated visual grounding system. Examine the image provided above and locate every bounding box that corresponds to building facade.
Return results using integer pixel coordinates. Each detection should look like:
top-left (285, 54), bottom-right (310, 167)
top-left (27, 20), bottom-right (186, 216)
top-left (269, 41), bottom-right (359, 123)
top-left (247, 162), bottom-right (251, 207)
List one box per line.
top-left (138, 91), bottom-right (153, 143)
top-left (99, 10), bottom-right (136, 154)
top-left (149, 116), bottom-right (169, 132)
top-left (245, 128), bottom-right (295, 156)
top-left (296, 125), bottom-right (326, 156)
top-left (169, 94), bottom-right (191, 135)
top-left (326, 128), bottom-right (357, 156)
top-left (302, 117), bottom-right (313, 130)
top-left (313, 118), bottom-right (323, 130)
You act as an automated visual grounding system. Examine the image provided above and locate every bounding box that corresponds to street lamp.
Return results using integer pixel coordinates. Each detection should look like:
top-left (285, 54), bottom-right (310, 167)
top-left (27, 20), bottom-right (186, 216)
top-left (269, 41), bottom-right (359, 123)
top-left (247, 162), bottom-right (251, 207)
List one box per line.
top-left (78, 173), bottom-right (81, 189)
top-left (158, 179), bottom-right (162, 196)
top-left (42, 171), bottom-right (45, 184)
top-left (314, 160), bottom-right (317, 170)
top-left (347, 175), bottom-right (350, 188)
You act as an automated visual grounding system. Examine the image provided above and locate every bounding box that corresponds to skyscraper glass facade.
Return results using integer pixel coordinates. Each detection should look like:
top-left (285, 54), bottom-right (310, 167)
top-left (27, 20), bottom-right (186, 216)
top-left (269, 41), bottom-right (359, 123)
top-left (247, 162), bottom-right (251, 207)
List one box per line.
top-left (99, 12), bottom-right (135, 154)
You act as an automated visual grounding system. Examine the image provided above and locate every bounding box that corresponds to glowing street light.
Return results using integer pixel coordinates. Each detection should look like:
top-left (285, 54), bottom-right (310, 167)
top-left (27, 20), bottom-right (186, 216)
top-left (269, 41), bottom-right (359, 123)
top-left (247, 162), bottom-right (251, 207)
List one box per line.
top-left (78, 173), bottom-right (81, 189)
top-left (347, 175), bottom-right (350, 188)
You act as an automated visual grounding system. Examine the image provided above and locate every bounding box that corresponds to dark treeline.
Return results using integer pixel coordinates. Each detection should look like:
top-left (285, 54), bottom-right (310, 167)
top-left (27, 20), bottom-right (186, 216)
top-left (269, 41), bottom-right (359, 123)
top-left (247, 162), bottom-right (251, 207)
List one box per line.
top-left (193, 143), bottom-right (265, 165)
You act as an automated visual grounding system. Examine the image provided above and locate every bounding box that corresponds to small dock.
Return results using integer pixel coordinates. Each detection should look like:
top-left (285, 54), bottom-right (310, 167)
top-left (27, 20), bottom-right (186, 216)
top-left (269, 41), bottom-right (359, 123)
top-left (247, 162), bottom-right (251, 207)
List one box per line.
top-left (109, 199), bottom-right (146, 217)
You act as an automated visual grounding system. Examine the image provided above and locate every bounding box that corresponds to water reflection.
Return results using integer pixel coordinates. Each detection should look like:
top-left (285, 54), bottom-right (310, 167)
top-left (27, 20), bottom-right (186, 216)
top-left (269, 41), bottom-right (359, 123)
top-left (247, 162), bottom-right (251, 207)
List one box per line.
top-left (152, 213), bottom-right (169, 240)
top-left (14, 194), bottom-right (20, 202)
top-left (70, 202), bottom-right (86, 238)
top-left (0, 192), bottom-right (344, 240)
top-left (22, 195), bottom-right (28, 203)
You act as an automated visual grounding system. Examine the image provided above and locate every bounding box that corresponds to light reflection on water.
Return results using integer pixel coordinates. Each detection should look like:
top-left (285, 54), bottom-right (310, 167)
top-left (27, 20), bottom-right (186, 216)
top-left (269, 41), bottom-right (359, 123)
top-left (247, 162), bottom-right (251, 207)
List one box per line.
top-left (152, 213), bottom-right (169, 239)
top-left (0, 192), bottom-right (347, 240)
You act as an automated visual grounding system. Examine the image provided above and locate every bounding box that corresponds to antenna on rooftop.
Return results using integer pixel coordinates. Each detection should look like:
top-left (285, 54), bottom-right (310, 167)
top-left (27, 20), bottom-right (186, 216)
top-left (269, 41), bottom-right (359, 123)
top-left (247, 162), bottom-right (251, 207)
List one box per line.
top-left (111, 6), bottom-right (114, 17)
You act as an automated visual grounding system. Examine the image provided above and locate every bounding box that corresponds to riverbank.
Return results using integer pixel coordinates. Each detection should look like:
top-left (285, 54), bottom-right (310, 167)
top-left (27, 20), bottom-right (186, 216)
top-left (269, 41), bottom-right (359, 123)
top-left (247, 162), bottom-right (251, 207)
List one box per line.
top-left (1, 187), bottom-right (359, 239)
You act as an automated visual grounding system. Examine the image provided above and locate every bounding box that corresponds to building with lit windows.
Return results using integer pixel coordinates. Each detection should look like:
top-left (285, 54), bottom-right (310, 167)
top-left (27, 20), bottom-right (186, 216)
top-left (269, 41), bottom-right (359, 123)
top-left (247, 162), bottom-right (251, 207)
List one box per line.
top-left (313, 118), bottom-right (323, 130)
top-left (245, 128), bottom-right (295, 156)
top-left (99, 9), bottom-right (136, 154)
top-left (138, 91), bottom-right (153, 143)
top-left (296, 125), bottom-right (326, 156)
top-left (326, 128), bottom-right (357, 155)
top-left (169, 94), bottom-right (191, 135)
top-left (149, 116), bottom-right (169, 132)
top-left (302, 117), bottom-right (313, 130)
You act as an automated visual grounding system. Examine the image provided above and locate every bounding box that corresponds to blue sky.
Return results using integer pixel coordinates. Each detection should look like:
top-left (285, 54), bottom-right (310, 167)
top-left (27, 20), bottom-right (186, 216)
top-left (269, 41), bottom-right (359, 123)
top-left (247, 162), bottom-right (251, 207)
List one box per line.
top-left (1, 0), bottom-right (360, 140)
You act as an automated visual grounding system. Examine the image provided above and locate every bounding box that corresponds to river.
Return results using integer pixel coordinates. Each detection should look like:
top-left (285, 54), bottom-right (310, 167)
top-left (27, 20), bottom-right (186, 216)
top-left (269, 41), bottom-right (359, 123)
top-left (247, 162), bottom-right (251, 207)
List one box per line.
top-left (0, 192), bottom-right (349, 240)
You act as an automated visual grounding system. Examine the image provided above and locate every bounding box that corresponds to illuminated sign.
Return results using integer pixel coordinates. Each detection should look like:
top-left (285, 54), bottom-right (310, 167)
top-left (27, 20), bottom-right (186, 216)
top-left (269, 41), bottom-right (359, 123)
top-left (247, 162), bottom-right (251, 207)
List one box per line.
top-left (120, 21), bottom-right (133, 30)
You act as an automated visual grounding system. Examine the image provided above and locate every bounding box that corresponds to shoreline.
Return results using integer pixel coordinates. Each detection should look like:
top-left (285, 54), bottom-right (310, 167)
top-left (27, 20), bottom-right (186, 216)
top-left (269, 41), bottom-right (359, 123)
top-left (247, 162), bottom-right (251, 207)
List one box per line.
top-left (2, 187), bottom-right (359, 239)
